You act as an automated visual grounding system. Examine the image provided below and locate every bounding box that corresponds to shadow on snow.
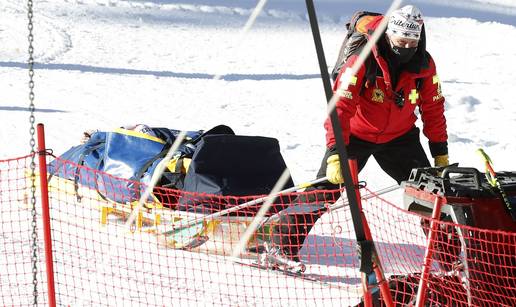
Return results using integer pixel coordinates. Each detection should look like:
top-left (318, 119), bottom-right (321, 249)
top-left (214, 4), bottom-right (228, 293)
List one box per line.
top-left (0, 106), bottom-right (67, 113)
top-left (0, 61), bottom-right (319, 81)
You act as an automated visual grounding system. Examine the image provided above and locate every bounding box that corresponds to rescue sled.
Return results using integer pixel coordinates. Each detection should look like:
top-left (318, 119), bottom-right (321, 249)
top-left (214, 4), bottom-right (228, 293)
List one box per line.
top-left (43, 125), bottom-right (295, 254)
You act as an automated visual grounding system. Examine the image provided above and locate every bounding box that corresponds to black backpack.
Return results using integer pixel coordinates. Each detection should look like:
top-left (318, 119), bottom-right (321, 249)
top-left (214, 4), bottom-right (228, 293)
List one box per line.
top-left (330, 11), bottom-right (382, 85)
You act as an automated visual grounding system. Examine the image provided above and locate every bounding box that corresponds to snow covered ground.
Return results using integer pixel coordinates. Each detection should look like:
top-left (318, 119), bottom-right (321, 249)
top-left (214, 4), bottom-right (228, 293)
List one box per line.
top-left (1, 0), bottom-right (516, 305)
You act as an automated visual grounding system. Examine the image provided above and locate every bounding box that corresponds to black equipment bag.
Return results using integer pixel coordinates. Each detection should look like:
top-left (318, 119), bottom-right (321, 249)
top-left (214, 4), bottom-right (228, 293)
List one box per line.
top-left (178, 134), bottom-right (294, 214)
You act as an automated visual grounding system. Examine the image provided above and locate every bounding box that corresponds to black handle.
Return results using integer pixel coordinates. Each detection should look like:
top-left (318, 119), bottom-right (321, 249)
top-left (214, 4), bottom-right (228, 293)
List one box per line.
top-left (442, 166), bottom-right (482, 189)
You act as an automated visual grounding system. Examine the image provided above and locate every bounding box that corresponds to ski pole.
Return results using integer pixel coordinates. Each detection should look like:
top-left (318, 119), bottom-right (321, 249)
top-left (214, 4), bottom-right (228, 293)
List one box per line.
top-left (477, 149), bottom-right (516, 220)
top-left (161, 176), bottom-right (328, 238)
top-left (330, 184), bottom-right (400, 211)
top-left (259, 184), bottom-right (400, 227)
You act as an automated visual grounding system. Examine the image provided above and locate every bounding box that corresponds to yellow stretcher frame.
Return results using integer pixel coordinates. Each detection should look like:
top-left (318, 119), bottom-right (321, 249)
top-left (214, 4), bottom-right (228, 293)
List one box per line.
top-left (26, 170), bottom-right (267, 255)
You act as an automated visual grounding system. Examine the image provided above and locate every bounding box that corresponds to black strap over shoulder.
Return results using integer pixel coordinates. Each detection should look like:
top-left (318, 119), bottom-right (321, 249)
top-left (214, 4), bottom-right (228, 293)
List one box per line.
top-left (361, 55), bottom-right (379, 95)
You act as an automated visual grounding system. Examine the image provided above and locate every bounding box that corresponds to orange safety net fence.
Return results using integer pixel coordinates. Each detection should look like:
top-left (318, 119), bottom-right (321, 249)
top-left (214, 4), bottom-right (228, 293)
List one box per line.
top-left (1, 155), bottom-right (515, 306)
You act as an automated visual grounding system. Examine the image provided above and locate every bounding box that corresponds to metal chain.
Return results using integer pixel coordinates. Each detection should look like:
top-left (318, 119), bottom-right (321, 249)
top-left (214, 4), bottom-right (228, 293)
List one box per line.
top-left (27, 0), bottom-right (39, 305)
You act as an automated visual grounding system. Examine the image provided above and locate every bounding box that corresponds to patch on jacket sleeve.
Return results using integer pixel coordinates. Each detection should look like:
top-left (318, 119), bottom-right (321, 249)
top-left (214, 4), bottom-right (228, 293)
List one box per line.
top-left (336, 68), bottom-right (357, 96)
top-left (409, 89), bottom-right (419, 104)
top-left (336, 68), bottom-right (358, 99)
top-left (337, 89), bottom-right (353, 99)
top-left (432, 74), bottom-right (443, 101)
top-left (341, 68), bottom-right (357, 86)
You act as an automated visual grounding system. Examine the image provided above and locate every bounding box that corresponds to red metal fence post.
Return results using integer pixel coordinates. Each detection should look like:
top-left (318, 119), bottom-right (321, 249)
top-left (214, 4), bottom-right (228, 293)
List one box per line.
top-left (37, 123), bottom-right (57, 307)
top-left (348, 159), bottom-right (394, 307)
top-left (415, 195), bottom-right (445, 307)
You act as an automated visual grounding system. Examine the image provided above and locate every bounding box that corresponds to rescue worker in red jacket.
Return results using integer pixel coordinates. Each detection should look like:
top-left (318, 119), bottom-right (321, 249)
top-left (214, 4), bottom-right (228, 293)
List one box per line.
top-left (325, 5), bottom-right (448, 185)
top-left (268, 5), bottom-right (449, 261)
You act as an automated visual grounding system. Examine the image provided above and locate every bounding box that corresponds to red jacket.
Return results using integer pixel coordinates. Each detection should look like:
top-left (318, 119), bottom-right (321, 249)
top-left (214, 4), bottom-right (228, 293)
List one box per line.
top-left (325, 16), bottom-right (447, 155)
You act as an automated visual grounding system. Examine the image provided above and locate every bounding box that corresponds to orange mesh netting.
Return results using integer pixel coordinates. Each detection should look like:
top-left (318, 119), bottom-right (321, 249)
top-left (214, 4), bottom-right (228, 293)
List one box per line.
top-left (1, 155), bottom-right (515, 306)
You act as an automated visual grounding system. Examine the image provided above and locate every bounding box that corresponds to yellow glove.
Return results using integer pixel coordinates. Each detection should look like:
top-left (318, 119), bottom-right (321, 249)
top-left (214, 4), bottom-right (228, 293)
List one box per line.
top-left (167, 157), bottom-right (192, 173)
top-left (326, 154), bottom-right (344, 184)
top-left (434, 154), bottom-right (449, 167)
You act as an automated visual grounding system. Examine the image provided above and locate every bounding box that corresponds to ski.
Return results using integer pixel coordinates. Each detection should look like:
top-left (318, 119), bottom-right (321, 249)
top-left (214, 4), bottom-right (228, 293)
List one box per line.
top-left (234, 258), bottom-right (316, 281)
top-left (233, 257), bottom-right (363, 294)
top-left (231, 244), bottom-right (361, 292)
top-left (233, 254), bottom-right (332, 287)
